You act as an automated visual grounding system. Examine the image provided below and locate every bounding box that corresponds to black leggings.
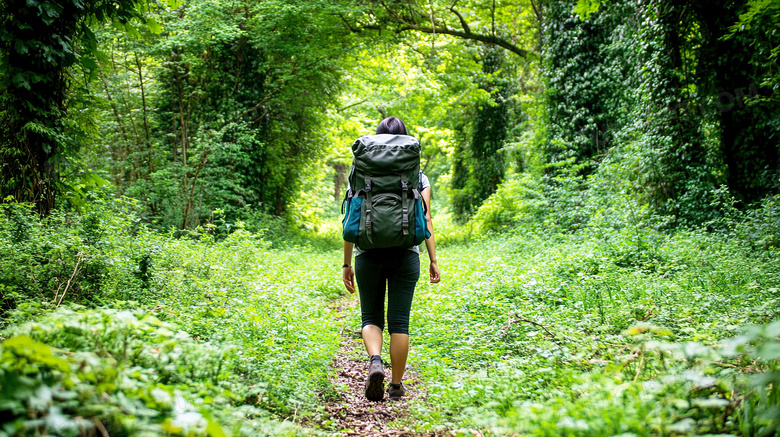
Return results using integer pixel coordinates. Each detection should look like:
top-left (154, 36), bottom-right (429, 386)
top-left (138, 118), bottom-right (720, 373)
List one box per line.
top-left (355, 248), bottom-right (420, 335)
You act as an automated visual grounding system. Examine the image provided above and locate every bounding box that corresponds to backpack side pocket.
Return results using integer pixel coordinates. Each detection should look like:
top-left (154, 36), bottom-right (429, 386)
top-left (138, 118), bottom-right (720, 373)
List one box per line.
top-left (413, 198), bottom-right (431, 245)
top-left (342, 196), bottom-right (362, 244)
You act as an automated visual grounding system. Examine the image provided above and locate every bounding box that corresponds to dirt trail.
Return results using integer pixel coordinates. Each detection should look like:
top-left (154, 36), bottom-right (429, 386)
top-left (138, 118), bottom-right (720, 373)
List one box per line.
top-left (325, 300), bottom-right (448, 437)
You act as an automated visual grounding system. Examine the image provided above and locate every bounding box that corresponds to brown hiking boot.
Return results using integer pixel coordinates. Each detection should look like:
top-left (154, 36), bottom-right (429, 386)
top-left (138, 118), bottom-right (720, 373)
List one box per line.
top-left (365, 355), bottom-right (385, 401)
top-left (387, 382), bottom-right (406, 401)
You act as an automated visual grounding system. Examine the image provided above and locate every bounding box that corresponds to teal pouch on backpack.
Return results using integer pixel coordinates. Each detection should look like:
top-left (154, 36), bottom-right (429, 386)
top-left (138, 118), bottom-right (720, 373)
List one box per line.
top-left (342, 195), bottom-right (362, 244)
top-left (413, 198), bottom-right (431, 244)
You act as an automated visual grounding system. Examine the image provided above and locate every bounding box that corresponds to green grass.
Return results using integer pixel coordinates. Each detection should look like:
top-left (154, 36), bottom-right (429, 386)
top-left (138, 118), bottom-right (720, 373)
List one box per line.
top-left (405, 229), bottom-right (780, 436)
top-left (1, 214), bottom-right (347, 436)
top-left (1, 203), bottom-right (779, 436)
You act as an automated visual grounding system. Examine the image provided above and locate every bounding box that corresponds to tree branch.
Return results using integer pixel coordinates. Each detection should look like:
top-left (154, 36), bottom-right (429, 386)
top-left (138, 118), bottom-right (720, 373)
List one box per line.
top-left (530, 0), bottom-right (542, 23)
top-left (56, 256), bottom-right (83, 307)
top-left (503, 313), bottom-right (563, 345)
top-left (429, 2), bottom-right (436, 36)
top-left (341, 2), bottom-right (529, 58)
top-left (397, 24), bottom-right (528, 58)
top-left (492, 0), bottom-right (496, 37)
top-left (449, 4), bottom-right (471, 34)
top-left (338, 97), bottom-right (371, 112)
top-left (234, 94), bottom-right (274, 122)
top-left (380, 0), bottom-right (411, 24)
top-left (338, 13), bottom-right (361, 33)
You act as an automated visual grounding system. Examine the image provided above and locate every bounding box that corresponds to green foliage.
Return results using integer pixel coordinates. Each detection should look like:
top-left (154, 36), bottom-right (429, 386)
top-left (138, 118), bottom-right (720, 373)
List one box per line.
top-left (0, 201), bottom-right (346, 434)
top-left (3, 0), bottom-right (780, 433)
top-left (739, 195), bottom-right (780, 251)
top-left (573, 0), bottom-right (603, 20)
top-left (540, 0), bottom-right (638, 174)
top-left (451, 44), bottom-right (513, 220)
top-left (82, 0), bottom-right (352, 229)
top-left (699, 0), bottom-right (780, 205)
top-left (0, 199), bottom-right (153, 316)
top-left (470, 173), bottom-right (546, 233)
top-left (0, 0), bottom-right (142, 214)
top-left (0, 307), bottom-right (309, 436)
top-left (404, 217), bottom-right (780, 436)
top-left (3, 185), bottom-right (780, 435)
top-left (728, 0), bottom-right (780, 93)
top-left (540, 0), bottom-right (779, 224)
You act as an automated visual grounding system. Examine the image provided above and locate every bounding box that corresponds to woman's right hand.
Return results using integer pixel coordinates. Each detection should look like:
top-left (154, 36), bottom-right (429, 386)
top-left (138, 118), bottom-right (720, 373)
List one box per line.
top-left (429, 260), bottom-right (441, 283)
top-left (343, 266), bottom-right (356, 293)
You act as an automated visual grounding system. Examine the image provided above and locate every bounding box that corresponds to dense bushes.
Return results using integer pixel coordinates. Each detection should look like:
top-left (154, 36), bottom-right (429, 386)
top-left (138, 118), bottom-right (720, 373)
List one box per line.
top-left (2, 182), bottom-right (780, 435)
top-left (0, 201), bottom-right (345, 435)
top-left (406, 220), bottom-right (780, 436)
top-left (0, 200), bottom-right (152, 316)
top-left (401, 150), bottom-right (780, 434)
top-left (2, 308), bottom-right (245, 436)
top-left (0, 306), bottom-right (324, 436)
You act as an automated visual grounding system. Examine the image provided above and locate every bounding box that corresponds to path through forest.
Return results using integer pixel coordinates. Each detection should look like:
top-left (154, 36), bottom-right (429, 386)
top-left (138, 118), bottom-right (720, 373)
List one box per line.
top-left (326, 300), bottom-right (454, 437)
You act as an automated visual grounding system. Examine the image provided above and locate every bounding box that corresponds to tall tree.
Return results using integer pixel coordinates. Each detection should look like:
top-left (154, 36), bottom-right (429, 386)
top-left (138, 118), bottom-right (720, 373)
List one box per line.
top-left (634, 0), bottom-right (714, 224)
top-left (694, 0), bottom-right (780, 205)
top-left (98, 0), bottom-right (351, 228)
top-left (540, 0), bottom-right (638, 172)
top-left (571, 0), bottom-right (779, 221)
top-left (452, 43), bottom-right (512, 218)
top-left (0, 0), bottom-right (141, 214)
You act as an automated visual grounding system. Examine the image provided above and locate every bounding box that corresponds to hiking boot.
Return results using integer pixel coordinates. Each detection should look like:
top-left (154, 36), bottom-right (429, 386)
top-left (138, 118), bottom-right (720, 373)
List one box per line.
top-left (387, 382), bottom-right (406, 401)
top-left (365, 355), bottom-right (385, 401)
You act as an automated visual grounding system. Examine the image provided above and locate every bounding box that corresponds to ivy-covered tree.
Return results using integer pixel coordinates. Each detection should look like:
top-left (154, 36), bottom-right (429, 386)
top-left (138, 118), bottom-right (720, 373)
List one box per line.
top-left (634, 0), bottom-right (715, 224)
top-left (569, 0), bottom-right (779, 223)
top-left (540, 0), bottom-right (638, 173)
top-left (452, 44), bottom-right (512, 218)
top-left (694, 0), bottom-right (780, 205)
top-left (0, 0), bottom-right (141, 214)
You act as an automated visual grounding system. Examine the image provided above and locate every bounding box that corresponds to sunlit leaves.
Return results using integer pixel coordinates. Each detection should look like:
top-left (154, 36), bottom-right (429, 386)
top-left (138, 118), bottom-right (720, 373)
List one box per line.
top-left (573, 0), bottom-right (603, 20)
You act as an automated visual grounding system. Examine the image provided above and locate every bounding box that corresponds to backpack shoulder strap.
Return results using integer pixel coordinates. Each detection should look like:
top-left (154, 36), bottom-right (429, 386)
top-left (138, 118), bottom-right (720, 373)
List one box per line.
top-left (414, 172), bottom-right (428, 216)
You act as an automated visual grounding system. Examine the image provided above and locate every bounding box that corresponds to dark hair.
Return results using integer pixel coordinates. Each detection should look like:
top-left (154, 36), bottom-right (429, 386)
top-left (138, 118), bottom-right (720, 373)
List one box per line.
top-left (376, 116), bottom-right (408, 135)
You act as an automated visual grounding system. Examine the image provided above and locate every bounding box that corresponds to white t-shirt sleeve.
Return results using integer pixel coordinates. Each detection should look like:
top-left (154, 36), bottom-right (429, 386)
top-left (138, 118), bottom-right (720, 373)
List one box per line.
top-left (420, 172), bottom-right (431, 191)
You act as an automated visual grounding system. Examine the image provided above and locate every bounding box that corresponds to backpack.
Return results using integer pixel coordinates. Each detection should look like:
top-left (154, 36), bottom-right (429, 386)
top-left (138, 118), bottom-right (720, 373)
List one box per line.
top-left (342, 134), bottom-right (431, 250)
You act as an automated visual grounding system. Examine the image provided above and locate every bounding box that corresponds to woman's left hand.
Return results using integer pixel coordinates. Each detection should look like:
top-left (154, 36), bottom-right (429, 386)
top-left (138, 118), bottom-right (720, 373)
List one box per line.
top-left (429, 260), bottom-right (440, 283)
top-left (343, 266), bottom-right (356, 293)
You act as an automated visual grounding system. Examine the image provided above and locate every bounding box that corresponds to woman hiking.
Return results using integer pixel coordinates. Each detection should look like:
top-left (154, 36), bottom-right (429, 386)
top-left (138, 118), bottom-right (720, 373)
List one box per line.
top-left (342, 116), bottom-right (441, 402)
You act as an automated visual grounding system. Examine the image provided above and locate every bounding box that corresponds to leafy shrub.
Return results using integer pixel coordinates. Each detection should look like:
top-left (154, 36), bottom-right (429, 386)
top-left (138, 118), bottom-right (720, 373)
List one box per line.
top-left (1, 200), bottom-right (346, 428)
top-left (0, 200), bottom-right (154, 317)
top-left (471, 174), bottom-right (547, 234)
top-left (406, 226), bottom-right (780, 436)
top-left (737, 194), bottom-right (780, 252)
top-left (140, 228), bottom-right (343, 417)
top-left (0, 307), bottom-right (310, 436)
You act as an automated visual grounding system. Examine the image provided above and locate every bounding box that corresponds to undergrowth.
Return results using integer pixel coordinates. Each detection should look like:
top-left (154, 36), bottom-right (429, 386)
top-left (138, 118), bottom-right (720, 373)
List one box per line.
top-left (404, 205), bottom-right (780, 436)
top-left (0, 201), bottom-right (344, 436)
top-left (2, 189), bottom-right (779, 436)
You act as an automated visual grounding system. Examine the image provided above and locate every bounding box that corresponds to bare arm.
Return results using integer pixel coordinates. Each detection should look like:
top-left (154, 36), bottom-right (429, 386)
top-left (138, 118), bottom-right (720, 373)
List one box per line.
top-left (421, 187), bottom-right (440, 283)
top-left (343, 241), bottom-right (355, 293)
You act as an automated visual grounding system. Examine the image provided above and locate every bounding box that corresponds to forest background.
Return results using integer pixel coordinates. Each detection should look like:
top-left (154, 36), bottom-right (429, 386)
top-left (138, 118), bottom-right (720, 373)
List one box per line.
top-left (1, 0), bottom-right (780, 436)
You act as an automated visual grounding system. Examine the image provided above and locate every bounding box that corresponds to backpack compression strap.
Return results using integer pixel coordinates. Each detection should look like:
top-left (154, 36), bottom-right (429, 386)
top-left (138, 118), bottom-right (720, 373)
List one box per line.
top-left (364, 175), bottom-right (374, 244)
top-left (401, 174), bottom-right (409, 236)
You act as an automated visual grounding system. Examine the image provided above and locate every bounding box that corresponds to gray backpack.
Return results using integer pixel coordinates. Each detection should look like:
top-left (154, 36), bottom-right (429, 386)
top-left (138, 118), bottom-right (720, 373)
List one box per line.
top-left (342, 134), bottom-right (430, 249)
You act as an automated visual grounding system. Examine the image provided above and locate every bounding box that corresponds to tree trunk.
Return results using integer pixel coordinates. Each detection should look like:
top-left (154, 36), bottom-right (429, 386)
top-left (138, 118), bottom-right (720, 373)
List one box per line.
top-left (333, 163), bottom-right (347, 201)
